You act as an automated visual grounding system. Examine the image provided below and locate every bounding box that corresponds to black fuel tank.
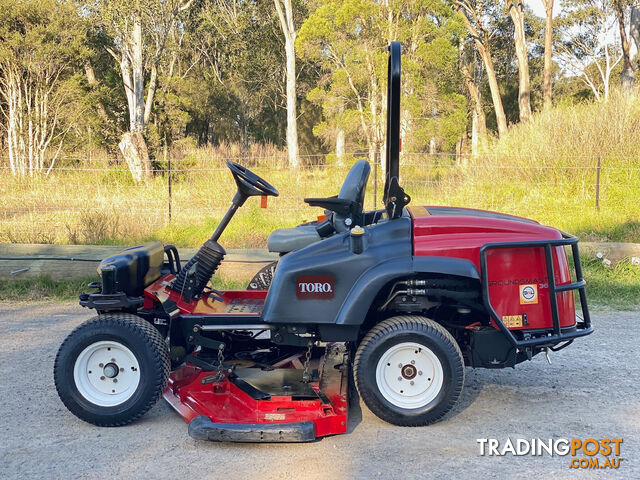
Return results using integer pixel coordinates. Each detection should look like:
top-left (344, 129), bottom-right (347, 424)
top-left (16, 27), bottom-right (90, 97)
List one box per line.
top-left (98, 241), bottom-right (164, 296)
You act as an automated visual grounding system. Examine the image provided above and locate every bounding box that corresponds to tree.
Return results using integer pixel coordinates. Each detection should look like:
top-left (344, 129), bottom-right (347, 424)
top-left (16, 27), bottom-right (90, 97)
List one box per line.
top-left (633, 5), bottom-right (640, 64)
top-left (459, 41), bottom-right (487, 155)
top-left (299, 0), bottom-right (465, 167)
top-left (506, 0), bottom-right (532, 120)
top-left (0, 0), bottom-right (89, 176)
top-left (173, 1), bottom-right (289, 146)
top-left (96, 0), bottom-right (193, 182)
top-left (557, 0), bottom-right (622, 101)
top-left (274, 0), bottom-right (299, 168)
top-left (612, 0), bottom-right (636, 91)
top-left (455, 0), bottom-right (508, 136)
top-left (541, 0), bottom-right (554, 107)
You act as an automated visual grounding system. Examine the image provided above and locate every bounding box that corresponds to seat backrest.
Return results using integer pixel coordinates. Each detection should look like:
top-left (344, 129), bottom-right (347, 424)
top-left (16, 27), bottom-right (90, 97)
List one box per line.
top-left (338, 160), bottom-right (370, 204)
top-left (334, 160), bottom-right (370, 232)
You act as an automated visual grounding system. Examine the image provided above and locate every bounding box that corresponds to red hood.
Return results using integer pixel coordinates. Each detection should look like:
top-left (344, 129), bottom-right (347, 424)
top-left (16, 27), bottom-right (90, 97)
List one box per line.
top-left (408, 205), bottom-right (563, 258)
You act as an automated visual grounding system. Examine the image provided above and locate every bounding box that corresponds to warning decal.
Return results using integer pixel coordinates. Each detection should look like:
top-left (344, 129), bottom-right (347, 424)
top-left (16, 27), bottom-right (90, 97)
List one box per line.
top-left (520, 284), bottom-right (538, 304)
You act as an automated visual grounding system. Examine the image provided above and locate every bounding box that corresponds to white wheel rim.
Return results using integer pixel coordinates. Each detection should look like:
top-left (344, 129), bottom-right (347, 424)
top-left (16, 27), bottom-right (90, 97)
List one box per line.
top-left (375, 342), bottom-right (444, 409)
top-left (73, 341), bottom-right (141, 407)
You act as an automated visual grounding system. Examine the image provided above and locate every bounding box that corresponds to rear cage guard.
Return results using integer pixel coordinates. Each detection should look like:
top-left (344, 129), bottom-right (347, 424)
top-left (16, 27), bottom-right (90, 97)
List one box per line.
top-left (479, 232), bottom-right (593, 350)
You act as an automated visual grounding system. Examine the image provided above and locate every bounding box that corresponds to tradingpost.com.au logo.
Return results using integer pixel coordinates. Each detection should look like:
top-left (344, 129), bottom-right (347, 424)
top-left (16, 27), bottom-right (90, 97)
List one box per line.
top-left (477, 437), bottom-right (624, 470)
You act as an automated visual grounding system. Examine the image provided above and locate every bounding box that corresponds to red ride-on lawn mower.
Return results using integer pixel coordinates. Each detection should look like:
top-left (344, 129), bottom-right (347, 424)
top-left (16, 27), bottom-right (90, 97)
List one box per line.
top-left (54, 43), bottom-right (593, 442)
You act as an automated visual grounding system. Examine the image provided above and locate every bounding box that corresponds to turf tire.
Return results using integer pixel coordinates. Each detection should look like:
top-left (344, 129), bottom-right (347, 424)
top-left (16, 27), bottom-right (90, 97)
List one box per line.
top-left (354, 315), bottom-right (464, 426)
top-left (54, 313), bottom-right (169, 427)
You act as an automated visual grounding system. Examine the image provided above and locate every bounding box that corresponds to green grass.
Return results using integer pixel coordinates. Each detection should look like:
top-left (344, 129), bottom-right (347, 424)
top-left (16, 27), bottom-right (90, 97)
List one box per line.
top-left (0, 276), bottom-right (99, 302)
top-left (2, 255), bottom-right (637, 308)
top-left (579, 257), bottom-right (640, 309)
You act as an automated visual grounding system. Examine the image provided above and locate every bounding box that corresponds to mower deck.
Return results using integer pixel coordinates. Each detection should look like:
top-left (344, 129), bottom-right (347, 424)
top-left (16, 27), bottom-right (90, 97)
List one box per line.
top-left (163, 344), bottom-right (349, 442)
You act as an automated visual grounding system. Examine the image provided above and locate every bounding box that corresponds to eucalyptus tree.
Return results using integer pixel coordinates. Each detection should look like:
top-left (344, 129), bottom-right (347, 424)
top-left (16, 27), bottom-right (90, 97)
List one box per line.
top-left (274, 0), bottom-right (300, 168)
top-left (612, 0), bottom-right (638, 91)
top-left (0, 0), bottom-right (89, 176)
top-left (557, 0), bottom-right (622, 101)
top-left (454, 0), bottom-right (508, 136)
top-left (92, 0), bottom-right (194, 182)
top-left (506, 0), bottom-right (532, 120)
top-left (298, 0), bottom-right (466, 167)
top-left (541, 0), bottom-right (554, 107)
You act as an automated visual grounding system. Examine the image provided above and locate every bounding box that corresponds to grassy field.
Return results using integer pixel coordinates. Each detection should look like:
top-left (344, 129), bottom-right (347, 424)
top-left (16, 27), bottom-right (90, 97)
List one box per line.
top-left (1, 94), bottom-right (640, 248)
top-left (0, 148), bottom-right (638, 249)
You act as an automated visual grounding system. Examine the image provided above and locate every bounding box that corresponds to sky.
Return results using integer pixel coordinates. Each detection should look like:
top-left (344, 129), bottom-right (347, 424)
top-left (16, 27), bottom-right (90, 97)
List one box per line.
top-left (525, 0), bottom-right (562, 19)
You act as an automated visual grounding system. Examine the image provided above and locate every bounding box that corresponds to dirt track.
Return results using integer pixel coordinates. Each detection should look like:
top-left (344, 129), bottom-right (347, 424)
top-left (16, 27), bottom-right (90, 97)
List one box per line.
top-left (0, 302), bottom-right (637, 480)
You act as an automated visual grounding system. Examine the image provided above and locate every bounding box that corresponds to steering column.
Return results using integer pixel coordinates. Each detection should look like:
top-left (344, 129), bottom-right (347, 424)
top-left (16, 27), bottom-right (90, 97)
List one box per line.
top-left (171, 162), bottom-right (279, 301)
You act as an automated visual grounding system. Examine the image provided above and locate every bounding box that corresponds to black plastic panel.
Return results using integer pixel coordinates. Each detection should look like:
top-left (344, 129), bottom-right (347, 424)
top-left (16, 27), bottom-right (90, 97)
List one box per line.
top-left (98, 242), bottom-right (164, 297)
top-left (188, 415), bottom-right (316, 443)
top-left (262, 216), bottom-right (412, 325)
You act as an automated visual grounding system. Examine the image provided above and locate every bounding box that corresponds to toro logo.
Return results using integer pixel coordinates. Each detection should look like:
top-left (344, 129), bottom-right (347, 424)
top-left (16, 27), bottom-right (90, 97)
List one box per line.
top-left (296, 275), bottom-right (334, 300)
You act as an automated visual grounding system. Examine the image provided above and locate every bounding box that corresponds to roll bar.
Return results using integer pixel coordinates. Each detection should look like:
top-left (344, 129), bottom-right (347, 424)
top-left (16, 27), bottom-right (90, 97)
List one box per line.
top-left (382, 41), bottom-right (410, 219)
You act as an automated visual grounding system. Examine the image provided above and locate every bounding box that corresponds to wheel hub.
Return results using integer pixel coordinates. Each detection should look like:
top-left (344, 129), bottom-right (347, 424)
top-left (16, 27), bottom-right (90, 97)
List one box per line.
top-left (375, 342), bottom-right (444, 409)
top-left (73, 341), bottom-right (141, 407)
top-left (401, 364), bottom-right (417, 380)
top-left (103, 362), bottom-right (119, 378)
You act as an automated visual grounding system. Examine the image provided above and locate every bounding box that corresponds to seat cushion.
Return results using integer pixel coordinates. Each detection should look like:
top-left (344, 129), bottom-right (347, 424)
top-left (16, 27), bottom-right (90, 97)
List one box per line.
top-left (268, 225), bottom-right (321, 253)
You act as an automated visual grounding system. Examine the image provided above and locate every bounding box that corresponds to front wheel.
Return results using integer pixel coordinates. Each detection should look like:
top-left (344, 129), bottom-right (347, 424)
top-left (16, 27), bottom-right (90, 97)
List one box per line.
top-left (54, 313), bottom-right (169, 427)
top-left (354, 316), bottom-right (464, 426)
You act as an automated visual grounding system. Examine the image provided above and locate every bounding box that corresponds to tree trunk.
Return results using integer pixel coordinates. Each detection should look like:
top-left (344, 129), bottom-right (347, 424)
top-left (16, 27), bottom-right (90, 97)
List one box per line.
top-left (460, 49), bottom-right (487, 148)
top-left (335, 128), bottom-right (345, 166)
top-left (119, 131), bottom-right (152, 183)
top-left (274, 0), bottom-right (299, 168)
top-left (471, 110), bottom-right (479, 158)
top-left (117, 52), bottom-right (136, 129)
top-left (284, 39), bottom-right (299, 168)
top-left (542, 0), bottom-right (554, 108)
top-left (482, 49), bottom-right (508, 136)
top-left (508, 0), bottom-right (532, 121)
top-left (614, 0), bottom-right (635, 92)
top-left (84, 60), bottom-right (109, 122)
top-left (144, 62), bottom-right (158, 125)
top-left (631, 6), bottom-right (640, 64)
top-left (456, 4), bottom-right (508, 136)
top-left (131, 15), bottom-right (145, 131)
top-left (107, 15), bottom-right (152, 183)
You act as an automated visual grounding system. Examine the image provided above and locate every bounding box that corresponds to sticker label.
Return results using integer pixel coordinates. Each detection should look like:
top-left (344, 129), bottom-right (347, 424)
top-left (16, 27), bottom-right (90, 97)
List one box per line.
top-left (296, 275), bottom-right (334, 300)
top-left (502, 315), bottom-right (524, 328)
top-left (520, 284), bottom-right (538, 304)
top-left (264, 413), bottom-right (286, 421)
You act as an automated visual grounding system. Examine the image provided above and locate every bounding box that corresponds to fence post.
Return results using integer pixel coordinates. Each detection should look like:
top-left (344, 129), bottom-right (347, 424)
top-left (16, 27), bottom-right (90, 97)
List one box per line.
top-left (595, 157), bottom-right (601, 211)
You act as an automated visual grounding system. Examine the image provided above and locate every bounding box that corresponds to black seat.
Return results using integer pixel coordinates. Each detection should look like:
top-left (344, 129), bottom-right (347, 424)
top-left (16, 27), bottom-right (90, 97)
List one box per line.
top-left (268, 160), bottom-right (370, 253)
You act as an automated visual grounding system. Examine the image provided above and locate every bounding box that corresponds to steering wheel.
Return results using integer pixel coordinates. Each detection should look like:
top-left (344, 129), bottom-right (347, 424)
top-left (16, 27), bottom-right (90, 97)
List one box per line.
top-left (227, 161), bottom-right (279, 198)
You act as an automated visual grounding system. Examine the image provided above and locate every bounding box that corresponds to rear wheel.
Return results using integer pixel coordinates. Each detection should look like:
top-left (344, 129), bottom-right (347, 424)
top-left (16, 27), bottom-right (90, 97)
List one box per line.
top-left (354, 316), bottom-right (464, 426)
top-left (54, 313), bottom-right (169, 426)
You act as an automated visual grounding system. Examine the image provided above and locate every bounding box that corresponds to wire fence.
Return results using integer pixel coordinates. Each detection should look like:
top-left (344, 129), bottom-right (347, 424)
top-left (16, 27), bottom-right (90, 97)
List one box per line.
top-left (0, 153), bottom-right (638, 246)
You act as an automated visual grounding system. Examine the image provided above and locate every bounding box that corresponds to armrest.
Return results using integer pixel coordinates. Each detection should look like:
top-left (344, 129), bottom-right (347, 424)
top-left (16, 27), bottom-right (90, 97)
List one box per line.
top-left (304, 196), bottom-right (358, 215)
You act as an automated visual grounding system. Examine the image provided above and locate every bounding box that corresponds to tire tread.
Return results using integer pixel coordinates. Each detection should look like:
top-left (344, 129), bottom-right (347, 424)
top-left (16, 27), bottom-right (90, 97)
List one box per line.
top-left (54, 313), bottom-right (169, 427)
top-left (354, 315), bottom-right (464, 426)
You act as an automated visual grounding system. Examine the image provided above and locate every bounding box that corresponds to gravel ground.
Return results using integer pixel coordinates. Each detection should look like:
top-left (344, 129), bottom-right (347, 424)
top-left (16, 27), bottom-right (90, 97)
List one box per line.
top-left (0, 302), bottom-right (638, 480)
